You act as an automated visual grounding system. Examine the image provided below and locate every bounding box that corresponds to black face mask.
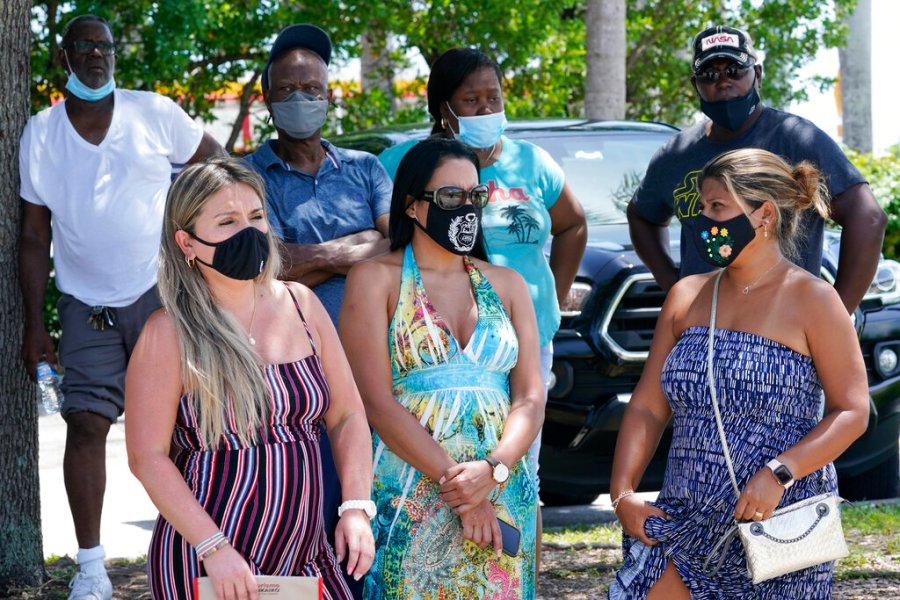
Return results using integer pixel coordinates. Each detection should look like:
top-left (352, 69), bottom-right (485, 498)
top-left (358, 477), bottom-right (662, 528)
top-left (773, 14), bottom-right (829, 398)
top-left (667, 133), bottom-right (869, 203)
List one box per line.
top-left (414, 204), bottom-right (480, 255)
top-left (691, 208), bottom-right (761, 268)
top-left (191, 226), bottom-right (270, 280)
top-left (700, 86), bottom-right (760, 131)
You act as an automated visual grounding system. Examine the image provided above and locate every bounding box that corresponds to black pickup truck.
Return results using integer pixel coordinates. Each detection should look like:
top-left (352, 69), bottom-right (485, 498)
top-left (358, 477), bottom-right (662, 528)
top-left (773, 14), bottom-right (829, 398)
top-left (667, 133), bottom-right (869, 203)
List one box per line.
top-left (335, 119), bottom-right (900, 504)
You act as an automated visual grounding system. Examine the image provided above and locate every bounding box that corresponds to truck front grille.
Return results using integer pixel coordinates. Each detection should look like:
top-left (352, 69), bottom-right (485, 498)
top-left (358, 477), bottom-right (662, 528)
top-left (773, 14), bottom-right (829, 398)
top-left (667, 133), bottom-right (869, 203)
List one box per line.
top-left (600, 273), bottom-right (666, 362)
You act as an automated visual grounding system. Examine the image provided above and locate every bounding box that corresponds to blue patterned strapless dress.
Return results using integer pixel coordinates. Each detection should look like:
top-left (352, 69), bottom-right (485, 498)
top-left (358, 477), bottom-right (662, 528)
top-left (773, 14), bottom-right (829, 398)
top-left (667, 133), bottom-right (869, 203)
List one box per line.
top-left (609, 326), bottom-right (837, 599)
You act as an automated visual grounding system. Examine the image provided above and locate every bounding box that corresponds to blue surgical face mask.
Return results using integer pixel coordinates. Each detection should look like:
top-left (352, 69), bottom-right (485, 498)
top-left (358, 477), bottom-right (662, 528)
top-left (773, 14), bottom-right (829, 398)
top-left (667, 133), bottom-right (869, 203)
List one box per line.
top-left (64, 51), bottom-right (115, 102)
top-left (270, 91), bottom-right (328, 140)
top-left (446, 103), bottom-right (507, 149)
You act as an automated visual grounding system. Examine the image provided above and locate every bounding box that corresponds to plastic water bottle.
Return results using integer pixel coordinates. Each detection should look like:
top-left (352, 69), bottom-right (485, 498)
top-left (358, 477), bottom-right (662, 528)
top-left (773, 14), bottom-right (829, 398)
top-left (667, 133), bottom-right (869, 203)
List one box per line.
top-left (36, 361), bottom-right (63, 415)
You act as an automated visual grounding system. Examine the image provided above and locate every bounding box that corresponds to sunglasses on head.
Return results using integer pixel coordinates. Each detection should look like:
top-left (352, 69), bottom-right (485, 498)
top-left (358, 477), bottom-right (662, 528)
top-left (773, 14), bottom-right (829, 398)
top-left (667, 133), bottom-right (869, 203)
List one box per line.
top-left (67, 40), bottom-right (116, 56)
top-left (695, 64), bottom-right (753, 84)
top-left (421, 184), bottom-right (490, 210)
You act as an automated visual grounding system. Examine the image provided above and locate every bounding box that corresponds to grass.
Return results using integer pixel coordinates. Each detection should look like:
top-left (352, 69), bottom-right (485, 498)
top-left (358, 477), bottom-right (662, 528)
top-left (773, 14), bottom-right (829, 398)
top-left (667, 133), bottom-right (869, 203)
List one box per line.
top-left (543, 522), bottom-right (622, 547)
top-left (835, 501), bottom-right (900, 580)
top-left (542, 501), bottom-right (900, 582)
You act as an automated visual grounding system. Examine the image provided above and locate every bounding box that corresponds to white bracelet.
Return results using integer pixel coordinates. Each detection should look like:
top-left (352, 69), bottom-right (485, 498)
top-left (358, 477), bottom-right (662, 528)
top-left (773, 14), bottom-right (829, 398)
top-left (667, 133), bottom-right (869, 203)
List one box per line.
top-left (338, 500), bottom-right (377, 519)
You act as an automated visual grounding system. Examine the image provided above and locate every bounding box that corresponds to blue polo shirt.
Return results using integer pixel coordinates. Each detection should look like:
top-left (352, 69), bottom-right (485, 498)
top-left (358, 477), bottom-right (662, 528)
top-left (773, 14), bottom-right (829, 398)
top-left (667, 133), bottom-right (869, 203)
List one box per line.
top-left (244, 139), bottom-right (392, 324)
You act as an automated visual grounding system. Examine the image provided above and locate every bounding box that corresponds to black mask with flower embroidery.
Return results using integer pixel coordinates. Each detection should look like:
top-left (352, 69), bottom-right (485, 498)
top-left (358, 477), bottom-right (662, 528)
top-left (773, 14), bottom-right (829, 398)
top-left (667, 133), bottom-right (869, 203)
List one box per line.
top-left (691, 208), bottom-right (761, 267)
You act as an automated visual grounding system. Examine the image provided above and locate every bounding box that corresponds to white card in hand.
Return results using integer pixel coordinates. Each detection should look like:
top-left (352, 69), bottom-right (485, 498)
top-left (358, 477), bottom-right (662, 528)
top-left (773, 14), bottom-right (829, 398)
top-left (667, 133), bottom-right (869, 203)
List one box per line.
top-left (194, 576), bottom-right (322, 599)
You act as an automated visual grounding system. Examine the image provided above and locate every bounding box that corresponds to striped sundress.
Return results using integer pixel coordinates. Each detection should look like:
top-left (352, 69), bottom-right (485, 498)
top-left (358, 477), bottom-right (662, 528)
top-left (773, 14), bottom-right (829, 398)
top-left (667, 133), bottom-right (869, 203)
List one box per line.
top-left (147, 286), bottom-right (352, 599)
top-left (364, 244), bottom-right (538, 600)
top-left (609, 326), bottom-right (837, 598)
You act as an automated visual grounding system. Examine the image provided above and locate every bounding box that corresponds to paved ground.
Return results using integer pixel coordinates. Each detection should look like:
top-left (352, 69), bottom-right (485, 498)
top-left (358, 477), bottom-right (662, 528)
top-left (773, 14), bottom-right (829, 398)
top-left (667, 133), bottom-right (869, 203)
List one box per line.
top-left (38, 412), bottom-right (658, 560)
top-left (39, 413), bottom-right (157, 559)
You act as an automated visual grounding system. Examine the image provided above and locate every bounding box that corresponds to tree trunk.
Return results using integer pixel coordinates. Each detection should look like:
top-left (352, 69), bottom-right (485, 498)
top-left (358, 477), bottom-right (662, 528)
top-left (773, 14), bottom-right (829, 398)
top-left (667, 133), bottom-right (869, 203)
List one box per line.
top-left (839, 0), bottom-right (872, 153)
top-left (585, 0), bottom-right (626, 120)
top-left (360, 23), bottom-right (394, 111)
top-left (225, 70), bottom-right (261, 154)
top-left (0, 0), bottom-right (43, 588)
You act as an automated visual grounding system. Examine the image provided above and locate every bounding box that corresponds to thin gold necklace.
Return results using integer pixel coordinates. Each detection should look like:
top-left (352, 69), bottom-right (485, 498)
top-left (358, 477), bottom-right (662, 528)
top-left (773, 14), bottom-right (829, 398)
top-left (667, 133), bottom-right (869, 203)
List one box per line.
top-left (481, 140), bottom-right (499, 164)
top-left (247, 285), bottom-right (258, 346)
top-left (737, 257), bottom-right (783, 295)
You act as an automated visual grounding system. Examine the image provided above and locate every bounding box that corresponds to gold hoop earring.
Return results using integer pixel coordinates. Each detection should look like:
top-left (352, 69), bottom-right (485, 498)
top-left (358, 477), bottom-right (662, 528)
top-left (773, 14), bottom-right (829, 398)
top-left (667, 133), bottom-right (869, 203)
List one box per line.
top-left (186, 256), bottom-right (195, 269)
top-left (441, 117), bottom-right (449, 132)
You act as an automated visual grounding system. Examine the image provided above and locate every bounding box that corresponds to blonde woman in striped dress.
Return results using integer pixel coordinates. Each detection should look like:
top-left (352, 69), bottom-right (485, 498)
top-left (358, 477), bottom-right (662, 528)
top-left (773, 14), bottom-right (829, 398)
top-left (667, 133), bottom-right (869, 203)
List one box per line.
top-left (126, 158), bottom-right (374, 600)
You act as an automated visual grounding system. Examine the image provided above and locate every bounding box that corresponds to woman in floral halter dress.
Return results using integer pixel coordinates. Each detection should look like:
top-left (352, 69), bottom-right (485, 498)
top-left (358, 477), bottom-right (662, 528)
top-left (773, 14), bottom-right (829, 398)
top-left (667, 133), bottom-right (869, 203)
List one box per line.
top-left (341, 139), bottom-right (544, 600)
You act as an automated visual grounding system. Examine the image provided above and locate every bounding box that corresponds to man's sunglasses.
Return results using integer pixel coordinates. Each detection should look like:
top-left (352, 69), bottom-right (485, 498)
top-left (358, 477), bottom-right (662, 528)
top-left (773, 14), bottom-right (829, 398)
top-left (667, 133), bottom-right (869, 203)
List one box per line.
top-left (421, 184), bottom-right (490, 210)
top-left (67, 40), bottom-right (116, 56)
top-left (695, 64), bottom-right (753, 84)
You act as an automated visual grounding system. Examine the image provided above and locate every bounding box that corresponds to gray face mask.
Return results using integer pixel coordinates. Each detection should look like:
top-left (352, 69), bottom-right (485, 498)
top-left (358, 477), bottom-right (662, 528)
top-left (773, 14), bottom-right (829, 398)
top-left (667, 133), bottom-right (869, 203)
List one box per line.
top-left (270, 91), bottom-right (328, 140)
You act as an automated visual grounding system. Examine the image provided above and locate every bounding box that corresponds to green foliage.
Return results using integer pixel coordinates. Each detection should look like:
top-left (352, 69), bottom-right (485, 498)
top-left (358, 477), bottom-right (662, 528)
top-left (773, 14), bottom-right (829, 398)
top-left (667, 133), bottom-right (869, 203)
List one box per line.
top-left (30, 1), bottom-right (364, 123)
top-left (333, 85), bottom-right (430, 134)
top-left (624, 0), bottom-right (855, 125)
top-left (29, 1), bottom-right (857, 138)
top-left (43, 268), bottom-right (61, 346)
top-left (845, 148), bottom-right (900, 259)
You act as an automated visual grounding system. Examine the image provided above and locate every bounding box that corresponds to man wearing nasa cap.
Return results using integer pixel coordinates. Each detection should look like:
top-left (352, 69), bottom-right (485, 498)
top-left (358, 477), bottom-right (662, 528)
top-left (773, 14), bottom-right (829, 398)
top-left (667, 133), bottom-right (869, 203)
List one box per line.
top-left (244, 23), bottom-right (391, 325)
top-left (627, 25), bottom-right (885, 313)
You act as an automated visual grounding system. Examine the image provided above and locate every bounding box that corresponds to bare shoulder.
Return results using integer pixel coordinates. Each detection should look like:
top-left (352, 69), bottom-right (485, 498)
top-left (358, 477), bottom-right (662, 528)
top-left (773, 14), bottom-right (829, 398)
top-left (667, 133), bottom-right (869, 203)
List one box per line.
top-left (783, 265), bottom-right (845, 317)
top-left (347, 250), bottom-right (403, 288)
top-left (471, 258), bottom-right (528, 296)
top-left (131, 308), bottom-right (181, 382)
top-left (139, 308), bottom-right (179, 349)
top-left (278, 279), bottom-right (328, 320)
top-left (668, 272), bottom-right (713, 311)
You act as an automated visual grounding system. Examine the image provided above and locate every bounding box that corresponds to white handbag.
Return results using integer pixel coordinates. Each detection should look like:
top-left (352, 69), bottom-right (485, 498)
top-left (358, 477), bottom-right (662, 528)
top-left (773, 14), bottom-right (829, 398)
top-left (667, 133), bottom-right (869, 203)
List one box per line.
top-left (702, 270), bottom-right (848, 584)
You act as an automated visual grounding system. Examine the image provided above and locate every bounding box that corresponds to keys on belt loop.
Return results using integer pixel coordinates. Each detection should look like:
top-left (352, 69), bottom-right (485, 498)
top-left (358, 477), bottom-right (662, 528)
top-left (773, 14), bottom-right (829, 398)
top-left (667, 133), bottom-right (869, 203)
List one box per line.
top-left (88, 306), bottom-right (117, 330)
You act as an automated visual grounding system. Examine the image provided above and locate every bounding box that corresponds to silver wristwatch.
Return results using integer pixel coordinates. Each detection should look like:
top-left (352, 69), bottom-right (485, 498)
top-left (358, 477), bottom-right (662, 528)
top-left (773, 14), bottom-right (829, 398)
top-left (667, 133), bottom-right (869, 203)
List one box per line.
top-left (337, 500), bottom-right (377, 519)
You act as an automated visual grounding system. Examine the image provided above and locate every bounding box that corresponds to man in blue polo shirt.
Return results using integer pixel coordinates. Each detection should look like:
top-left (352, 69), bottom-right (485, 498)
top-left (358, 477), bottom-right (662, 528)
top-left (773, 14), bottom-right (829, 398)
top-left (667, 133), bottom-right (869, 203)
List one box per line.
top-left (244, 24), bottom-right (390, 598)
top-left (244, 23), bottom-right (391, 325)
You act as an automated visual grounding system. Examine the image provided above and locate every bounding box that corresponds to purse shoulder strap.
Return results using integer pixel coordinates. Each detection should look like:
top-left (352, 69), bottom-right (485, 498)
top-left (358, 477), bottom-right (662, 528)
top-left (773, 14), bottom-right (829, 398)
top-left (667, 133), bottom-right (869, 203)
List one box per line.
top-left (707, 269), bottom-right (742, 501)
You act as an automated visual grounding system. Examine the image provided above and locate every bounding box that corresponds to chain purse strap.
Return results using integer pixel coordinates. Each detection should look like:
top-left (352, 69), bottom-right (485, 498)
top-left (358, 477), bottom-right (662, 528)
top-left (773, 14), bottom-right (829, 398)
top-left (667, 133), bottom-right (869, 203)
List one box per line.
top-left (707, 270), bottom-right (743, 501)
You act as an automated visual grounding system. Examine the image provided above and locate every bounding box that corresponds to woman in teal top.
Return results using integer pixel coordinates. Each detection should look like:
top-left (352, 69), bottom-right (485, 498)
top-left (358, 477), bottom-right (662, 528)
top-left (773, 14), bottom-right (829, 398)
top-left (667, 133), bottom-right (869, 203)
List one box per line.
top-left (378, 47), bottom-right (587, 564)
top-left (342, 139), bottom-right (544, 598)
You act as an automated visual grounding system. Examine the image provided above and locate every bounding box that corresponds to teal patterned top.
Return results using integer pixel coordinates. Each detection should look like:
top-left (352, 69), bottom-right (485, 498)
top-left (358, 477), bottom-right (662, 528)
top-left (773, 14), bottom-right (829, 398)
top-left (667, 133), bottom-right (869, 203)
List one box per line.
top-left (364, 244), bottom-right (537, 600)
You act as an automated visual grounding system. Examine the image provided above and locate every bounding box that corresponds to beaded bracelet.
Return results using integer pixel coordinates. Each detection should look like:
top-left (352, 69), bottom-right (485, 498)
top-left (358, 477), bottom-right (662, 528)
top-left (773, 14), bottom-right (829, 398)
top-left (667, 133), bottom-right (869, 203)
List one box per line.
top-left (198, 537), bottom-right (230, 561)
top-left (611, 489), bottom-right (635, 513)
top-left (196, 532), bottom-right (229, 561)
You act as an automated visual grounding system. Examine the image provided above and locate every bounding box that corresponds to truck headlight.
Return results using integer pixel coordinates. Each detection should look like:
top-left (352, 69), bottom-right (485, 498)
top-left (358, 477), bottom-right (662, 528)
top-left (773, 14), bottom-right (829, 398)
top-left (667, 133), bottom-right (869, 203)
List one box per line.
top-left (874, 342), bottom-right (900, 378)
top-left (863, 259), bottom-right (900, 305)
top-left (560, 282), bottom-right (593, 317)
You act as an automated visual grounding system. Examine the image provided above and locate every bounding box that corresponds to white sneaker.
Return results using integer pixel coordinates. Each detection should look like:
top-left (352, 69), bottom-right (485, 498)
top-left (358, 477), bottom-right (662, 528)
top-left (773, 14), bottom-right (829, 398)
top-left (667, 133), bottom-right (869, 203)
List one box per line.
top-left (68, 572), bottom-right (113, 600)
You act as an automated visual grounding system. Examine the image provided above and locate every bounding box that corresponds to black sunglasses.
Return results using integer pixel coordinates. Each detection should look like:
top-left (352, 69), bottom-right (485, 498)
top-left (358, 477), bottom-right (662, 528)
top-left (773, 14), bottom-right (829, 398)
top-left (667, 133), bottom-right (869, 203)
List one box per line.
top-left (421, 184), bottom-right (490, 210)
top-left (695, 64), bottom-right (753, 84)
top-left (67, 40), bottom-right (116, 56)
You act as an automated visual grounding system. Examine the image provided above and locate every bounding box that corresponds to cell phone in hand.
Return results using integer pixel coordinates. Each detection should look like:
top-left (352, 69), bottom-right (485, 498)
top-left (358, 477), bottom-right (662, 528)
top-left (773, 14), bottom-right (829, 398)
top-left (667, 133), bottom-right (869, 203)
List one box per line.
top-left (497, 518), bottom-right (520, 556)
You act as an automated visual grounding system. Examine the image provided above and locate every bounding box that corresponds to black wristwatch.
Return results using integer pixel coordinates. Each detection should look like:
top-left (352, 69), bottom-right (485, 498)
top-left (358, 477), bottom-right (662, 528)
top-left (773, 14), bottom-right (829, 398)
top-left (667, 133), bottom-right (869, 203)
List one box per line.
top-left (766, 459), bottom-right (795, 489)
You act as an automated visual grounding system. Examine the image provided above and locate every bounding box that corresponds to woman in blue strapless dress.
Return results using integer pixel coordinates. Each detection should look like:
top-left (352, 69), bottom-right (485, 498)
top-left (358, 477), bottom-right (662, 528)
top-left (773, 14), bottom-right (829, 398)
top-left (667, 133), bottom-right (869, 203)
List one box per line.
top-left (608, 149), bottom-right (869, 598)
